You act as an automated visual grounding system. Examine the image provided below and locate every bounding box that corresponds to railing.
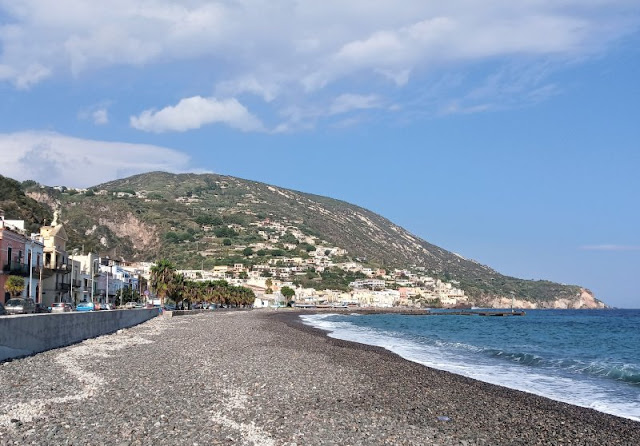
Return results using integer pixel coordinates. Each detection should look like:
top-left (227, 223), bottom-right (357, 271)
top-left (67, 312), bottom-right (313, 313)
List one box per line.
top-left (55, 283), bottom-right (71, 292)
top-left (2, 263), bottom-right (31, 276)
top-left (43, 263), bottom-right (71, 275)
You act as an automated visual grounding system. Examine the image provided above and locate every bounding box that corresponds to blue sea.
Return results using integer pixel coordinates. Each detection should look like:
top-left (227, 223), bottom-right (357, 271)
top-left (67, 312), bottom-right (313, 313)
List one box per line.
top-left (300, 309), bottom-right (640, 421)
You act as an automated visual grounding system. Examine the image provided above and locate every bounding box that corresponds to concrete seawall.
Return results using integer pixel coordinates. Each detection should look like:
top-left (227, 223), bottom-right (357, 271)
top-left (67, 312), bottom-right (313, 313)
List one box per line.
top-left (0, 309), bottom-right (159, 362)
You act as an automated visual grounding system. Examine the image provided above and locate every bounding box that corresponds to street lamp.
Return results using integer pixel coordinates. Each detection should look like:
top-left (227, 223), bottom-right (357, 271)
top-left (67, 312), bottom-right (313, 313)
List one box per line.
top-left (69, 249), bottom-right (79, 305)
top-left (28, 243), bottom-right (33, 299)
top-left (90, 257), bottom-right (99, 303)
top-left (106, 262), bottom-right (109, 304)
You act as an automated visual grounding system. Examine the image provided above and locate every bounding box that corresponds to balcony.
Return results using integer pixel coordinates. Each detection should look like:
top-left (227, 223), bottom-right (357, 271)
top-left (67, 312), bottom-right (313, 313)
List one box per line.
top-left (55, 283), bottom-right (71, 292)
top-left (43, 263), bottom-right (71, 275)
top-left (2, 263), bottom-right (31, 277)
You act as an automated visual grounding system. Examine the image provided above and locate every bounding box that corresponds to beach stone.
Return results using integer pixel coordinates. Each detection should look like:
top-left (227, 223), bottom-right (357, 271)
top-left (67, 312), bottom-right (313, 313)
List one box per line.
top-left (0, 311), bottom-right (638, 445)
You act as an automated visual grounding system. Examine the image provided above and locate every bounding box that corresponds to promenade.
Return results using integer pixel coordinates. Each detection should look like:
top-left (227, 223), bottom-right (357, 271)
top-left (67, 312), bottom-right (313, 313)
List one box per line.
top-left (1, 311), bottom-right (638, 445)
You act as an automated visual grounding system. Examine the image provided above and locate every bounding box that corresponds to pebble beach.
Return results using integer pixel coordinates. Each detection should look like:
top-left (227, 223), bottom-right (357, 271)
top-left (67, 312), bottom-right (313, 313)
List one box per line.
top-left (1, 310), bottom-right (638, 445)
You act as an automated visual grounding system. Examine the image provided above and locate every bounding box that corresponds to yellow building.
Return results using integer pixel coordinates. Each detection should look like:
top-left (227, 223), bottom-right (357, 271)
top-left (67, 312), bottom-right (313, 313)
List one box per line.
top-left (39, 213), bottom-right (71, 306)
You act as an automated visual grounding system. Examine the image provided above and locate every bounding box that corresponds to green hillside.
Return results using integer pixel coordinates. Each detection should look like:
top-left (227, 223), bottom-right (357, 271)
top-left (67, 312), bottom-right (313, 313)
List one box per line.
top-left (0, 171), bottom-right (601, 306)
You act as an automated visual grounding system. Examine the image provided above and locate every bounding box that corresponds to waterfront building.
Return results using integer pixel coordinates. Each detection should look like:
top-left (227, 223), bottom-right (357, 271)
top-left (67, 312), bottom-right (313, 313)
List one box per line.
top-left (39, 215), bottom-right (71, 307)
top-left (24, 234), bottom-right (44, 302)
top-left (0, 217), bottom-right (28, 304)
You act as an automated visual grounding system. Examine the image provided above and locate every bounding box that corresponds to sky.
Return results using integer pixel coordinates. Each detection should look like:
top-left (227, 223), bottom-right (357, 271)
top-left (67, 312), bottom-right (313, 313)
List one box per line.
top-left (0, 1), bottom-right (639, 308)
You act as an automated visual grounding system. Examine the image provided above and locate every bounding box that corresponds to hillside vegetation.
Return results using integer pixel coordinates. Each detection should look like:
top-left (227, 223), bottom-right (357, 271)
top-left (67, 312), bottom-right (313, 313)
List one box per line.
top-left (0, 172), bottom-right (602, 307)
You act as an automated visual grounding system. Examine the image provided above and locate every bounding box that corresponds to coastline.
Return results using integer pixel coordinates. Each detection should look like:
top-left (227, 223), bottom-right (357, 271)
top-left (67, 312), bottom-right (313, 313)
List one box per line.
top-left (270, 309), bottom-right (640, 444)
top-left (0, 310), bottom-right (637, 445)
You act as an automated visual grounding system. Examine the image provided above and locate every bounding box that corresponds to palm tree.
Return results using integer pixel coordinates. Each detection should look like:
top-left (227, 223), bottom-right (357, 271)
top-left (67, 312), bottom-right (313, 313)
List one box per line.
top-left (150, 259), bottom-right (176, 307)
top-left (5, 275), bottom-right (25, 298)
top-left (168, 272), bottom-right (186, 308)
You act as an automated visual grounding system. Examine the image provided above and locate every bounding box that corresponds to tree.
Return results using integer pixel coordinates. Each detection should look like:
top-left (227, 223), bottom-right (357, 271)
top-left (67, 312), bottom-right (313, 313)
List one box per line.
top-left (223, 238), bottom-right (232, 246)
top-left (168, 272), bottom-right (186, 308)
top-left (150, 259), bottom-right (176, 307)
top-left (300, 243), bottom-right (316, 252)
top-left (281, 286), bottom-right (295, 306)
top-left (242, 247), bottom-right (254, 257)
top-left (5, 275), bottom-right (25, 297)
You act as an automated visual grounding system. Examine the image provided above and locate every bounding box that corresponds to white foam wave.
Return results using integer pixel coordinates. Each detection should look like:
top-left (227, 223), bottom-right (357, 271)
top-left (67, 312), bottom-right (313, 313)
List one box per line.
top-left (301, 314), bottom-right (640, 422)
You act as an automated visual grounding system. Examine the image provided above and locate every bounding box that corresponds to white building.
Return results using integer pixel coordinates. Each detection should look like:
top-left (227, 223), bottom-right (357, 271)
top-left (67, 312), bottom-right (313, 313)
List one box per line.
top-left (23, 234), bottom-right (44, 302)
top-left (349, 279), bottom-right (386, 290)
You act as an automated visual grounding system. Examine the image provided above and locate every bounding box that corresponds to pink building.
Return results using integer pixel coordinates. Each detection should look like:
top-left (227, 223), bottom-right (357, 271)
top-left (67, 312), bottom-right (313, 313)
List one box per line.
top-left (0, 222), bottom-right (27, 304)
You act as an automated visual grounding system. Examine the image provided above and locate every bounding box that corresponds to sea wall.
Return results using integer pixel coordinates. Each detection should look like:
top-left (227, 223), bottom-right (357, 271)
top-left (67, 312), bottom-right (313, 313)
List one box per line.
top-left (0, 309), bottom-right (159, 362)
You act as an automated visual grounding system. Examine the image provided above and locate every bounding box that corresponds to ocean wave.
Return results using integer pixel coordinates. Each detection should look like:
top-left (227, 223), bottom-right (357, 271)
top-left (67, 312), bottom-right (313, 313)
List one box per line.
top-left (478, 347), bottom-right (640, 385)
top-left (299, 312), bottom-right (640, 421)
top-left (483, 349), bottom-right (545, 366)
top-left (567, 361), bottom-right (640, 385)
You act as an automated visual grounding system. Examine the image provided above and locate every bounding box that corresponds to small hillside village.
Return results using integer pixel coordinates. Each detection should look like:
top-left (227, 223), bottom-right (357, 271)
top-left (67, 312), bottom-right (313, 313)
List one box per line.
top-left (1, 207), bottom-right (468, 309)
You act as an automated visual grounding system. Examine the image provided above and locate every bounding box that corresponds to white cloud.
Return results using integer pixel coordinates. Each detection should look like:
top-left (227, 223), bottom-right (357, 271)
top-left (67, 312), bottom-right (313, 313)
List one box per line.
top-left (130, 96), bottom-right (264, 133)
top-left (440, 102), bottom-right (492, 116)
top-left (78, 103), bottom-right (111, 125)
top-left (92, 108), bottom-right (109, 125)
top-left (329, 94), bottom-right (382, 115)
top-left (0, 1), bottom-right (636, 88)
top-left (216, 76), bottom-right (280, 103)
top-left (0, 0), bottom-right (638, 122)
top-left (0, 131), bottom-right (193, 188)
top-left (272, 93), bottom-right (383, 132)
top-left (580, 245), bottom-right (640, 251)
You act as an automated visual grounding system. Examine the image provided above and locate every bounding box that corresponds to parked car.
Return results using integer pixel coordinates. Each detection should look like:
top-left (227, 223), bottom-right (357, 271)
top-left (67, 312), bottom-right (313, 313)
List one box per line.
top-left (101, 303), bottom-right (114, 310)
top-left (35, 303), bottom-right (51, 313)
top-left (76, 301), bottom-right (95, 312)
top-left (51, 302), bottom-right (74, 313)
top-left (4, 298), bottom-right (36, 314)
top-left (124, 302), bottom-right (137, 309)
top-left (0, 301), bottom-right (5, 315)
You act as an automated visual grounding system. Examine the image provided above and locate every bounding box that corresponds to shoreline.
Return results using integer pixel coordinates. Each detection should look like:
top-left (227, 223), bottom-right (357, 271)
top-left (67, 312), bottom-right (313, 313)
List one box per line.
top-left (0, 310), bottom-right (638, 445)
top-left (279, 308), bottom-right (640, 420)
top-left (269, 309), bottom-right (640, 442)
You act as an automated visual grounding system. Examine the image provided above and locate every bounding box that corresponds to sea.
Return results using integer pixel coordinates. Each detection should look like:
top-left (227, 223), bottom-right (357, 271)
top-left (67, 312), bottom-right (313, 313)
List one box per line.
top-left (300, 309), bottom-right (640, 422)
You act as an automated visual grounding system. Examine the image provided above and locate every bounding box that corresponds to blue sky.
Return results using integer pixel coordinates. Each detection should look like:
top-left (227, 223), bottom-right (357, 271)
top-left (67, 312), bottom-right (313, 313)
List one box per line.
top-left (1, 1), bottom-right (639, 307)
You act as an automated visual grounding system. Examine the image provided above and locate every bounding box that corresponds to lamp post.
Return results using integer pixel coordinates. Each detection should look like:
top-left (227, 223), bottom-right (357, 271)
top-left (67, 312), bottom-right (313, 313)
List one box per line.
top-left (69, 249), bottom-right (78, 305)
top-left (91, 257), bottom-right (98, 303)
top-left (28, 243), bottom-right (33, 299)
top-left (105, 262), bottom-right (114, 305)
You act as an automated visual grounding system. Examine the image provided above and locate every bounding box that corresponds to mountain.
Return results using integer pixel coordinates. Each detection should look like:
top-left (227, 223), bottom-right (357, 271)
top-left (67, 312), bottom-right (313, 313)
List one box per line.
top-left (1, 172), bottom-right (605, 308)
top-left (0, 176), bottom-right (52, 234)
